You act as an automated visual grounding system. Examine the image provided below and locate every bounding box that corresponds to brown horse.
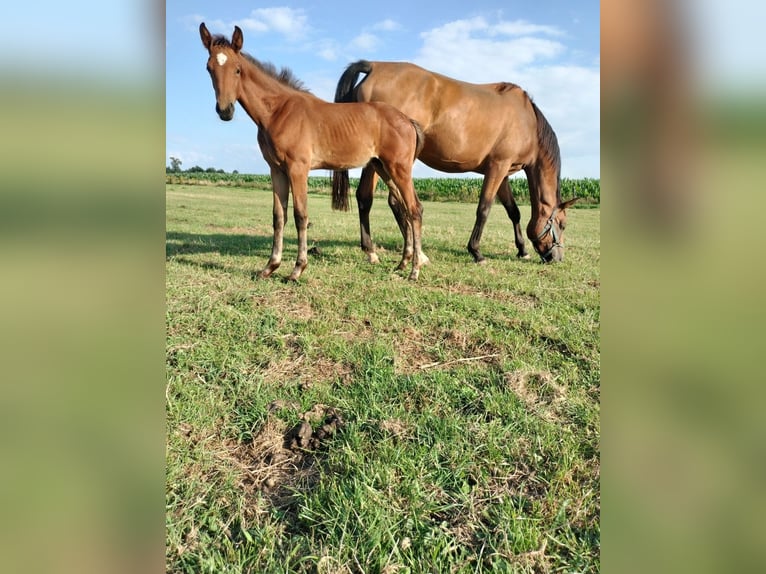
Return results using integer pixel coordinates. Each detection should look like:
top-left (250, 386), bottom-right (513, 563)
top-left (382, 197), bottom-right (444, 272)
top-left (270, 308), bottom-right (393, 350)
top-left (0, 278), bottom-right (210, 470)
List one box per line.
top-left (199, 25), bottom-right (427, 280)
top-left (332, 60), bottom-right (579, 263)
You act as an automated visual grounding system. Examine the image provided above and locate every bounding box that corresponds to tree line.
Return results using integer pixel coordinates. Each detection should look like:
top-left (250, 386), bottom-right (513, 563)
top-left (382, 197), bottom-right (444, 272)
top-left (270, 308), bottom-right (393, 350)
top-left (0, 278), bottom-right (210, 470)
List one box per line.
top-left (166, 156), bottom-right (238, 175)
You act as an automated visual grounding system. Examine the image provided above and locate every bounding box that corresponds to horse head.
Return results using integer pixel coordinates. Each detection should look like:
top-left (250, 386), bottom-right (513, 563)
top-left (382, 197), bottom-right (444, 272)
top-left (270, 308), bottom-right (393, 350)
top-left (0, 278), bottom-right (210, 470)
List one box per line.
top-left (199, 23), bottom-right (244, 121)
top-left (529, 198), bottom-right (579, 262)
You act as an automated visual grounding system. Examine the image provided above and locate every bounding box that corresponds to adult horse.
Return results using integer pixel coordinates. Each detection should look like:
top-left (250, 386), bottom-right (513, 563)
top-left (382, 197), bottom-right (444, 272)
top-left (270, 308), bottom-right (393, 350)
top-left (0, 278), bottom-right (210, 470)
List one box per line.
top-left (332, 61), bottom-right (578, 263)
top-left (199, 25), bottom-right (427, 281)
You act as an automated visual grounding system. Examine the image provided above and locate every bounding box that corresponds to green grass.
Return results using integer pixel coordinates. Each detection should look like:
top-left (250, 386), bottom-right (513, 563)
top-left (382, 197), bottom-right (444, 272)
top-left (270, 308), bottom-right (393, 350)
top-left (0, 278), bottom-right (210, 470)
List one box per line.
top-left (166, 184), bottom-right (600, 573)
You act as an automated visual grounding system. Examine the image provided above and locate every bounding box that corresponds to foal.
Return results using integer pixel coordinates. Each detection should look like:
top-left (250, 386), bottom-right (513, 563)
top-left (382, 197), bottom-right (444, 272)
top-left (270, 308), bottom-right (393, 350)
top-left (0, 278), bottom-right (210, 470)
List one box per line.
top-left (200, 24), bottom-right (427, 281)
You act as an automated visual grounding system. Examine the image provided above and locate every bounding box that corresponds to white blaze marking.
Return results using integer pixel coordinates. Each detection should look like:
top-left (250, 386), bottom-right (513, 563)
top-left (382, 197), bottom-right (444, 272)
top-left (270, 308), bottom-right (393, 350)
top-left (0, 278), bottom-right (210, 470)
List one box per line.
top-left (216, 53), bottom-right (228, 66)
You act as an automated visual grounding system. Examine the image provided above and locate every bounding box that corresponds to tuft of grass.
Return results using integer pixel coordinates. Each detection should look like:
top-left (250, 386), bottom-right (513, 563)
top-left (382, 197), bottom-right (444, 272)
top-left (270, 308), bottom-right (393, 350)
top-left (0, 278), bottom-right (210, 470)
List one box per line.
top-left (166, 184), bottom-right (600, 573)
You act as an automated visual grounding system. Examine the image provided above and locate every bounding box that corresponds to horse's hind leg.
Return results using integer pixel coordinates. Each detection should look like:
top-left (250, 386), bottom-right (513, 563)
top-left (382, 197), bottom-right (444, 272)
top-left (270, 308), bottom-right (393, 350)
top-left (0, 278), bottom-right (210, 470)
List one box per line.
top-left (467, 165), bottom-right (507, 263)
top-left (371, 160), bottom-right (413, 271)
top-left (387, 189), bottom-right (411, 268)
top-left (383, 163), bottom-right (428, 281)
top-left (357, 164), bottom-right (380, 263)
top-left (497, 177), bottom-right (530, 259)
top-left (260, 167), bottom-right (290, 279)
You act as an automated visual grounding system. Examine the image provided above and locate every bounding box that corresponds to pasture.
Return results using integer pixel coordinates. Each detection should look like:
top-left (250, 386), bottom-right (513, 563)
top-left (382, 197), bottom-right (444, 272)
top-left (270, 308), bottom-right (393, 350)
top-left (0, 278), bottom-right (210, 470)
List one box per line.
top-left (166, 182), bottom-right (600, 573)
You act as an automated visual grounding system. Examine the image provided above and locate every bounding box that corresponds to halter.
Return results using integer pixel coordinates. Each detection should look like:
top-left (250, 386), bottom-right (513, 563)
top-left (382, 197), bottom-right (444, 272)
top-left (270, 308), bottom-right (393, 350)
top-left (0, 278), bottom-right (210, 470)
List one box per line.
top-left (534, 206), bottom-right (562, 260)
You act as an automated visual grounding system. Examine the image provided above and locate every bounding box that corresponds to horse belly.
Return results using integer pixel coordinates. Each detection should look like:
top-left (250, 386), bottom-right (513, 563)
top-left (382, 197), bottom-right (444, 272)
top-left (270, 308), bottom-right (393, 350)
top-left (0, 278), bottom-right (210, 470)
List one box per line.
top-left (311, 141), bottom-right (375, 171)
top-left (418, 138), bottom-right (486, 173)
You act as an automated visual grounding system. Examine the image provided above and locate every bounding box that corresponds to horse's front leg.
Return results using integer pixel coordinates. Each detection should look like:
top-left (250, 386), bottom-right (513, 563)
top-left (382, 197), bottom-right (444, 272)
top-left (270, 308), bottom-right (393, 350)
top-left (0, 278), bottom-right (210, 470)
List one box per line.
top-left (260, 168), bottom-right (289, 279)
top-left (288, 166), bottom-right (310, 281)
top-left (497, 177), bottom-right (530, 259)
top-left (357, 165), bottom-right (380, 264)
top-left (467, 164), bottom-right (508, 263)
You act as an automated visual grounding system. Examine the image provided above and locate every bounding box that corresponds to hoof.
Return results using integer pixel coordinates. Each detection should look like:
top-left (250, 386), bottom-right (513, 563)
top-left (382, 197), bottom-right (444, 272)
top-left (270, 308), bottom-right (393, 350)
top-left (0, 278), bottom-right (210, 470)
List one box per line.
top-left (288, 266), bottom-right (305, 282)
top-left (367, 252), bottom-right (380, 264)
top-left (518, 253), bottom-right (531, 260)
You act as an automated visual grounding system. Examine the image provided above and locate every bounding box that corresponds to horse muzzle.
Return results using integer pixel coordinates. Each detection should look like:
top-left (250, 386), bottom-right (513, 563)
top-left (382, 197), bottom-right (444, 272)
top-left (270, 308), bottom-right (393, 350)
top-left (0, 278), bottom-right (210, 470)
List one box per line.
top-left (216, 102), bottom-right (235, 121)
top-left (537, 244), bottom-right (564, 263)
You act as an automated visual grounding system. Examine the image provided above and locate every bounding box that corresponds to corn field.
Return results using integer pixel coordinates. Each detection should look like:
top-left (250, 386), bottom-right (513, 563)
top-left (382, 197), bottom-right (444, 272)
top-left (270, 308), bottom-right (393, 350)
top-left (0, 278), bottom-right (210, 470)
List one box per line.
top-left (165, 172), bottom-right (600, 204)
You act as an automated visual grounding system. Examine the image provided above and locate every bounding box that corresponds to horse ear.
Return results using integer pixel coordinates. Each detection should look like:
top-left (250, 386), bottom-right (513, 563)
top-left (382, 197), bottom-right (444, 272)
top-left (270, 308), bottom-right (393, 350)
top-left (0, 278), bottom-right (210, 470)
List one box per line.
top-left (232, 26), bottom-right (243, 52)
top-left (199, 22), bottom-right (212, 50)
top-left (559, 197), bottom-right (580, 211)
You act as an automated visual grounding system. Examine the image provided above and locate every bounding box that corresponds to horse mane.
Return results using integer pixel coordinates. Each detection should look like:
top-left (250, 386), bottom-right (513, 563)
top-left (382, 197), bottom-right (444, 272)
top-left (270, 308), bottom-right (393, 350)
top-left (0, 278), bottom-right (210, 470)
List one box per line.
top-left (492, 81), bottom-right (560, 195)
top-left (495, 82), bottom-right (521, 94)
top-left (527, 95), bottom-right (562, 202)
top-left (209, 34), bottom-right (310, 93)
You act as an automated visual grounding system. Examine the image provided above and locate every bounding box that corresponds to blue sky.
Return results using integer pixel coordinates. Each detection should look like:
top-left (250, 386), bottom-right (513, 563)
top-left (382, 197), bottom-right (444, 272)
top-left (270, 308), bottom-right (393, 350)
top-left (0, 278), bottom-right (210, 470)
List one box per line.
top-left (166, 1), bottom-right (601, 178)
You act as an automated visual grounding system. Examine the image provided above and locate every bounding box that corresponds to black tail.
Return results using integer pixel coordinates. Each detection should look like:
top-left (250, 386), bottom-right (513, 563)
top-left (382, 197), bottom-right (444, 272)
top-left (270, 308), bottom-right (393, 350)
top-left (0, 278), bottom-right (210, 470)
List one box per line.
top-left (331, 61), bottom-right (373, 211)
top-left (331, 169), bottom-right (350, 211)
top-left (334, 60), bottom-right (372, 103)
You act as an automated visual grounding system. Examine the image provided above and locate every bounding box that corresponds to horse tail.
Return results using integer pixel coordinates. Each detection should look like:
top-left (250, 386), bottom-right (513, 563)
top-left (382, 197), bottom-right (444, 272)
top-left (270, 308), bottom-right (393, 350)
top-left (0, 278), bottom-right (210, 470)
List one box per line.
top-left (331, 60), bottom-right (374, 211)
top-left (530, 100), bottom-right (562, 201)
top-left (331, 169), bottom-right (350, 211)
top-left (334, 60), bottom-right (373, 103)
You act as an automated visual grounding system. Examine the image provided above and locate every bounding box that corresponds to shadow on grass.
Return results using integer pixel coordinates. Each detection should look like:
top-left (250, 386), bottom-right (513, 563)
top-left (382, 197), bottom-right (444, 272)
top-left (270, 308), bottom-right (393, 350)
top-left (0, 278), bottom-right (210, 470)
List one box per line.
top-left (166, 231), bottom-right (369, 259)
top-left (165, 231), bottom-right (388, 281)
top-left (166, 231), bottom-right (273, 258)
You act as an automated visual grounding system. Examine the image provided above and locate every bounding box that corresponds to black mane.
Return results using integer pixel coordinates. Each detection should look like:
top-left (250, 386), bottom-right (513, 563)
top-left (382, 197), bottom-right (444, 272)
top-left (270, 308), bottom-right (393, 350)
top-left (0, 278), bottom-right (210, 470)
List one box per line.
top-left (210, 34), bottom-right (310, 93)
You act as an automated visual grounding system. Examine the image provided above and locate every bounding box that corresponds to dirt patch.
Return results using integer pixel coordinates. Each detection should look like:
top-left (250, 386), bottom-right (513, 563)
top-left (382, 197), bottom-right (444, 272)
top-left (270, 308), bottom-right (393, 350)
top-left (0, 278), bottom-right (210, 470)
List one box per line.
top-left (391, 327), bottom-right (504, 374)
top-left (505, 370), bottom-right (567, 422)
top-left (261, 353), bottom-right (353, 387)
top-left (379, 419), bottom-right (412, 441)
top-left (221, 403), bottom-right (344, 509)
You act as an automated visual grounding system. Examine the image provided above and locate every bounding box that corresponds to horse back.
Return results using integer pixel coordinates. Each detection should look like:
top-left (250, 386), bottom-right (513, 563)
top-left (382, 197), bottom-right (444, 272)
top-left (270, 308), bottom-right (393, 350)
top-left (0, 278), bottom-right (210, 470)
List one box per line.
top-left (357, 62), bottom-right (533, 132)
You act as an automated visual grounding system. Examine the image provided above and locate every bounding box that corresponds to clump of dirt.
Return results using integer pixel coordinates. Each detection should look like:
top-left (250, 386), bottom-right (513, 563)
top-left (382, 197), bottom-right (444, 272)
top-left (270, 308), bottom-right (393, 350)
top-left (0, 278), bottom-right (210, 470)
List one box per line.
top-left (284, 406), bottom-right (344, 451)
top-left (225, 403), bottom-right (344, 507)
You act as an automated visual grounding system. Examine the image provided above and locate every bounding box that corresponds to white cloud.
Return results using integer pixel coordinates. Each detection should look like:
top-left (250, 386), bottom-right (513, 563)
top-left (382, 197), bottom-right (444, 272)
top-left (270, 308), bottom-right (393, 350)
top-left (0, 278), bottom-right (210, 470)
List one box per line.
top-left (350, 32), bottom-right (380, 53)
top-left (318, 46), bottom-right (339, 61)
top-left (416, 18), bottom-right (565, 81)
top-left (208, 7), bottom-right (311, 41)
top-left (492, 20), bottom-right (564, 37)
top-left (373, 19), bottom-right (402, 32)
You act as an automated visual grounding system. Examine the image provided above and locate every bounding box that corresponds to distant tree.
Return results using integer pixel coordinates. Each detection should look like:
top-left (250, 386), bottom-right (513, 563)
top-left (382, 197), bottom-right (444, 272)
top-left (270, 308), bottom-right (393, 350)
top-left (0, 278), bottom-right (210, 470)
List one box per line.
top-left (169, 156), bottom-right (182, 172)
top-left (232, 170), bottom-right (239, 175)
top-left (217, 169), bottom-right (225, 174)
top-left (188, 165), bottom-right (204, 173)
top-left (205, 167), bottom-right (217, 173)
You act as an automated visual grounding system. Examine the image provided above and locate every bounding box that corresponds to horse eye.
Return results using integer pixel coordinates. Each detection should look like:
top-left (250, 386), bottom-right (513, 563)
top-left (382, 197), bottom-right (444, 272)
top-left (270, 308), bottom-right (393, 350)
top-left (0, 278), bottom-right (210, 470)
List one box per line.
top-left (236, 67), bottom-right (241, 75)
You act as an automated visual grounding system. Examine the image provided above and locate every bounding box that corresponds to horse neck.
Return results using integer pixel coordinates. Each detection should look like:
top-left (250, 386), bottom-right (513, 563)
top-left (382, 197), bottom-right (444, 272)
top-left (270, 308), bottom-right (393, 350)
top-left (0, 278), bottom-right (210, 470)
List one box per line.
top-left (526, 162), bottom-right (561, 218)
top-left (237, 59), bottom-right (294, 128)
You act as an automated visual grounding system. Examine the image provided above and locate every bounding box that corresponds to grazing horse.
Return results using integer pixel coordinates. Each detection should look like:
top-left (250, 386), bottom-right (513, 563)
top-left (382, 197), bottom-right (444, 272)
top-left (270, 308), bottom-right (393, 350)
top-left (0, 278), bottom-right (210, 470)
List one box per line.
top-left (332, 60), bottom-right (579, 263)
top-left (199, 25), bottom-right (427, 280)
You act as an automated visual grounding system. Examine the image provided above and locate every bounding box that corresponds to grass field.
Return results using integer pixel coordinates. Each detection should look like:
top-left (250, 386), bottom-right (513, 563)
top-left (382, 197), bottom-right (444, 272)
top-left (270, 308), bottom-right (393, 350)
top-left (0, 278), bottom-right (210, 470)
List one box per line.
top-left (166, 183), bottom-right (600, 573)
